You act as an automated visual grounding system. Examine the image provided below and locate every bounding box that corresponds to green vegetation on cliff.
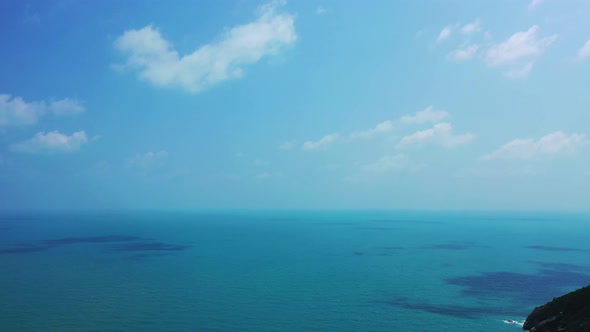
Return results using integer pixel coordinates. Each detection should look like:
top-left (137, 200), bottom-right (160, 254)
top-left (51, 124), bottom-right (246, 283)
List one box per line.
top-left (523, 284), bottom-right (590, 331)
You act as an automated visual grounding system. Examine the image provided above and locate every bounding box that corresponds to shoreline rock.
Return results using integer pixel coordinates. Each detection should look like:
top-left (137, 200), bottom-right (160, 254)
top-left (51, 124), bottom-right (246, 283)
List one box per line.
top-left (523, 284), bottom-right (590, 331)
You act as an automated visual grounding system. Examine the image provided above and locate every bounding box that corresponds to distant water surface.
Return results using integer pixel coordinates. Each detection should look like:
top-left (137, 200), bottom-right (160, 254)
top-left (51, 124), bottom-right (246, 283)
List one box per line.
top-left (1, 211), bottom-right (589, 331)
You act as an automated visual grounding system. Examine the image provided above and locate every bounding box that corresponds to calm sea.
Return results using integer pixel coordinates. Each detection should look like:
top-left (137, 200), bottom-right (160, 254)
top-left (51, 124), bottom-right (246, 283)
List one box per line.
top-left (1, 211), bottom-right (589, 331)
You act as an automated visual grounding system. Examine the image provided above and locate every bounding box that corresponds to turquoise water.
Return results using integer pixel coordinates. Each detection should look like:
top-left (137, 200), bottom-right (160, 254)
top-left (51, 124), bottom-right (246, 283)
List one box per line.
top-left (1, 211), bottom-right (589, 331)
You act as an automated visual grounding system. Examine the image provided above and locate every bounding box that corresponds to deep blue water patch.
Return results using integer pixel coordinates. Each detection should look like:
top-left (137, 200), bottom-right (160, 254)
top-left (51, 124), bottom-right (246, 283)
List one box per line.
top-left (0, 244), bottom-right (50, 254)
top-left (112, 242), bottom-right (191, 252)
top-left (0, 235), bottom-right (189, 256)
top-left (446, 268), bottom-right (590, 305)
top-left (476, 216), bottom-right (559, 222)
top-left (525, 245), bottom-right (590, 252)
top-left (375, 246), bottom-right (404, 256)
top-left (41, 235), bottom-right (144, 246)
top-left (358, 227), bottom-right (400, 231)
top-left (0, 216), bottom-right (37, 221)
top-left (531, 261), bottom-right (590, 272)
top-left (427, 244), bottom-right (474, 250)
top-left (128, 253), bottom-right (177, 261)
top-left (369, 219), bottom-right (440, 224)
top-left (376, 297), bottom-right (516, 319)
top-left (313, 221), bottom-right (359, 225)
top-left (422, 241), bottom-right (483, 250)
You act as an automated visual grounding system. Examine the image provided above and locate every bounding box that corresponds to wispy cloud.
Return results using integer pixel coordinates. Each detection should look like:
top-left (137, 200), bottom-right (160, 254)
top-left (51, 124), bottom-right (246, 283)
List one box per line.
top-left (460, 19), bottom-right (481, 34)
top-left (437, 19), bottom-right (479, 43)
top-left (11, 130), bottom-right (89, 154)
top-left (434, 22), bottom-right (556, 78)
top-left (486, 26), bottom-right (556, 66)
top-left (0, 94), bottom-right (46, 126)
top-left (128, 150), bottom-right (169, 169)
top-left (302, 133), bottom-right (339, 151)
top-left (576, 39), bottom-right (590, 61)
top-left (1, 94), bottom-right (85, 127)
top-left (485, 25), bottom-right (557, 78)
top-left (279, 140), bottom-right (296, 150)
top-left (361, 154), bottom-right (415, 173)
top-left (437, 25), bottom-right (453, 43)
top-left (315, 6), bottom-right (327, 15)
top-left (448, 44), bottom-right (479, 61)
top-left (48, 98), bottom-right (85, 115)
top-left (482, 131), bottom-right (587, 160)
top-left (256, 172), bottom-right (272, 179)
top-left (400, 106), bottom-right (449, 125)
top-left (504, 62), bottom-right (534, 79)
top-left (349, 120), bottom-right (393, 139)
top-left (396, 123), bottom-right (474, 149)
top-left (255, 159), bottom-right (270, 167)
top-left (256, 171), bottom-right (282, 179)
top-left (528, 0), bottom-right (542, 11)
top-left (114, 1), bottom-right (297, 93)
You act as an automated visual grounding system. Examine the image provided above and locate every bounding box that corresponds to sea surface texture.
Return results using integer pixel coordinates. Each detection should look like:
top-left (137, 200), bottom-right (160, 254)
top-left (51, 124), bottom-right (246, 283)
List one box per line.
top-left (1, 211), bottom-right (589, 331)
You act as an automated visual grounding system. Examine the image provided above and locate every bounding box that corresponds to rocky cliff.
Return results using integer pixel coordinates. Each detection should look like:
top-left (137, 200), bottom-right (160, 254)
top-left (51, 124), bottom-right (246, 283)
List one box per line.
top-left (523, 284), bottom-right (590, 331)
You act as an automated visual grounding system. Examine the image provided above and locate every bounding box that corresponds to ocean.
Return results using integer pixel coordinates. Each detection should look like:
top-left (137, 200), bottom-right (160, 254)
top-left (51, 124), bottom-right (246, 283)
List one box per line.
top-left (1, 210), bottom-right (589, 331)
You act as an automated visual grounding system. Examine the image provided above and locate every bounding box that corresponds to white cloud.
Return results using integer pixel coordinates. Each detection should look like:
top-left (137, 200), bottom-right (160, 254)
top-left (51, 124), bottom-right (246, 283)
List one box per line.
top-left (315, 6), bottom-right (327, 15)
top-left (400, 106), bottom-right (449, 125)
top-left (486, 26), bottom-right (557, 66)
top-left (482, 131), bottom-right (587, 160)
top-left (485, 25), bottom-right (557, 78)
top-left (256, 171), bottom-right (282, 179)
top-left (461, 19), bottom-right (481, 34)
top-left (0, 94), bottom-right (45, 126)
top-left (397, 123), bottom-right (475, 149)
top-left (362, 154), bottom-right (414, 173)
top-left (1, 94), bottom-right (86, 127)
top-left (279, 140), bottom-right (296, 150)
top-left (302, 133), bottom-right (339, 151)
top-left (454, 165), bottom-right (542, 178)
top-left (128, 150), bottom-right (169, 168)
top-left (449, 44), bottom-right (479, 61)
top-left (11, 130), bottom-right (88, 154)
top-left (576, 39), bottom-right (590, 61)
top-left (114, 1), bottom-right (297, 93)
top-left (256, 172), bottom-right (272, 179)
top-left (504, 62), bottom-right (534, 79)
top-left (49, 98), bottom-right (85, 115)
top-left (349, 120), bottom-right (393, 139)
top-left (528, 0), bottom-right (542, 11)
top-left (255, 159), bottom-right (270, 167)
top-left (437, 25), bottom-right (453, 43)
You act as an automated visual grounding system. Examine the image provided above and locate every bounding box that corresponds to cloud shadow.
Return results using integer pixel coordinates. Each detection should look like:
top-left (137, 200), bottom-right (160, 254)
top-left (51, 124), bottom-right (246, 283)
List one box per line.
top-left (422, 241), bottom-right (484, 251)
top-left (369, 219), bottom-right (440, 224)
top-left (0, 235), bottom-right (190, 258)
top-left (525, 245), bottom-right (590, 252)
top-left (112, 242), bottom-right (191, 252)
top-left (376, 297), bottom-right (516, 319)
top-left (446, 268), bottom-right (590, 306)
top-left (358, 227), bottom-right (400, 231)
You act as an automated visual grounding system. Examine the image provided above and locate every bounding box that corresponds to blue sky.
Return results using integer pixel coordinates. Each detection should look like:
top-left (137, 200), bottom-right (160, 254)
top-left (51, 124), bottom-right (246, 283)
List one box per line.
top-left (1, 0), bottom-right (589, 211)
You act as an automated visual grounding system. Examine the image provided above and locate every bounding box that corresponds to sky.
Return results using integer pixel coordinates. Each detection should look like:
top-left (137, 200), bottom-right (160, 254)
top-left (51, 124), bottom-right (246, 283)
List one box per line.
top-left (1, 0), bottom-right (589, 211)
